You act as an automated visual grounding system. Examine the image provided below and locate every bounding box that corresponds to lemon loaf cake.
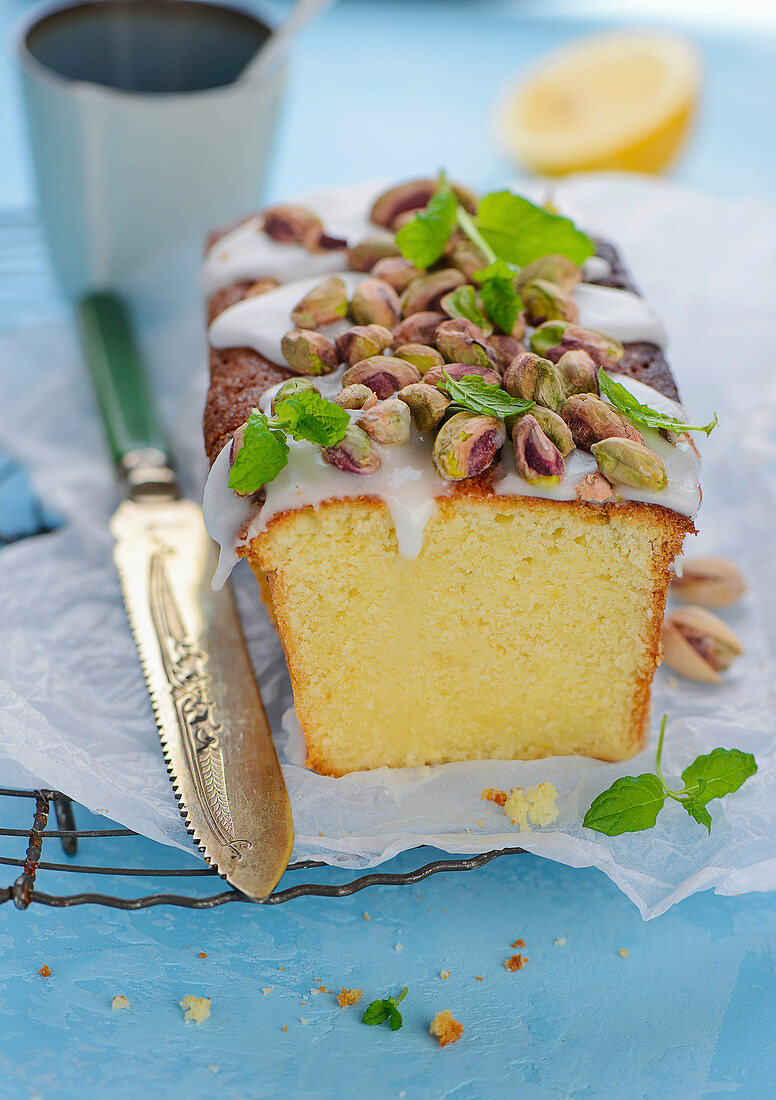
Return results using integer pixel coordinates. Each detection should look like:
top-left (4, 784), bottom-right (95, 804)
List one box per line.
top-left (202, 178), bottom-right (704, 777)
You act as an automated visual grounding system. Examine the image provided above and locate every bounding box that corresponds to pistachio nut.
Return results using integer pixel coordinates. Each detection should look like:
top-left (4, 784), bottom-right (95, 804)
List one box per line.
top-left (530, 321), bottom-right (624, 367)
top-left (369, 178), bottom-right (476, 229)
top-left (371, 256), bottom-right (424, 292)
top-left (561, 393), bottom-right (643, 450)
top-left (435, 318), bottom-right (498, 369)
top-left (263, 204), bottom-right (321, 247)
top-left (349, 277), bottom-right (401, 328)
top-left (444, 237), bottom-right (489, 282)
top-left (348, 235), bottom-right (400, 272)
top-left (432, 411), bottom-right (506, 481)
top-left (291, 276), bottom-right (348, 329)
top-left (516, 254), bottom-right (581, 294)
top-left (321, 424), bottom-right (382, 474)
top-left (490, 335), bottom-right (526, 374)
top-left (336, 324), bottom-right (394, 367)
top-left (662, 606), bottom-right (743, 684)
top-left (333, 384), bottom-right (378, 410)
top-left (270, 376), bottom-right (319, 415)
top-left (280, 329), bottom-right (338, 376)
top-left (555, 349), bottom-right (598, 396)
top-left (357, 398), bottom-right (411, 444)
top-left (574, 471), bottom-right (616, 504)
top-left (528, 405), bottom-right (575, 456)
top-left (671, 557), bottom-right (746, 609)
top-left (502, 352), bottom-right (565, 412)
top-left (512, 415), bottom-right (565, 485)
top-left (520, 279), bottom-right (580, 327)
top-left (422, 361), bottom-right (502, 390)
top-left (397, 382), bottom-right (450, 431)
top-left (391, 311), bottom-right (446, 348)
top-left (400, 269), bottom-right (466, 316)
top-left (591, 438), bottom-right (667, 491)
top-left (341, 355), bottom-right (422, 398)
top-left (393, 342), bottom-right (445, 375)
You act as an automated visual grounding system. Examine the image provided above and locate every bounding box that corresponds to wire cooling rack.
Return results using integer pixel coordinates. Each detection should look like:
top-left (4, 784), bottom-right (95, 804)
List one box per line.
top-left (0, 787), bottom-right (523, 910)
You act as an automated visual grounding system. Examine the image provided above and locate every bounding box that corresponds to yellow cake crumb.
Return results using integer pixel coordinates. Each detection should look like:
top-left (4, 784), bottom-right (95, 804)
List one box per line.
top-left (395, 943), bottom-right (403, 952)
top-left (337, 987), bottom-right (363, 1007)
top-left (207, 1066), bottom-right (218, 1074)
top-left (363, 911), bottom-right (371, 921)
top-left (504, 954), bottom-right (528, 972)
top-left (555, 937), bottom-right (566, 946)
top-left (179, 995), bottom-right (212, 1025)
top-left (440, 970), bottom-right (450, 980)
top-left (481, 788), bottom-right (508, 807)
top-left (474, 976), bottom-right (483, 982)
top-left (38, 965), bottom-right (51, 977)
top-left (111, 995), bottom-right (130, 1011)
top-left (263, 987), bottom-right (274, 996)
top-left (429, 1009), bottom-right (464, 1047)
top-left (199, 952), bottom-right (207, 959)
top-left (619, 948), bottom-right (630, 958)
top-left (282, 1025), bottom-right (288, 1032)
top-left (511, 938), bottom-right (525, 948)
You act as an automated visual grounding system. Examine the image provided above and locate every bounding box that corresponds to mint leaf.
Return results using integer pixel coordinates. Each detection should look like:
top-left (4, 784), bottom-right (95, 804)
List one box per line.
top-left (272, 389), bottom-right (349, 446)
top-left (599, 369), bottom-right (717, 437)
top-left (582, 774), bottom-right (666, 836)
top-left (362, 987), bottom-right (407, 1031)
top-left (439, 369), bottom-right (534, 419)
top-left (228, 409), bottom-right (289, 494)
top-left (395, 186), bottom-right (457, 268)
top-left (362, 1001), bottom-right (391, 1026)
top-left (681, 795), bottom-right (712, 833)
top-left (681, 748), bottom-right (757, 804)
top-left (477, 260), bottom-right (523, 334)
top-left (442, 284), bottom-right (489, 329)
top-left (476, 191), bottom-right (594, 266)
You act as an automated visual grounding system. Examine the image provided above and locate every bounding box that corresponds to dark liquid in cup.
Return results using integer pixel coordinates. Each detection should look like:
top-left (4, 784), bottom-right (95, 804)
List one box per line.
top-left (25, 0), bottom-right (269, 93)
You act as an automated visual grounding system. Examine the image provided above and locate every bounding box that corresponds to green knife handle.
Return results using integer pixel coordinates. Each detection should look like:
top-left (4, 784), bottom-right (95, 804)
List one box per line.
top-left (77, 293), bottom-right (178, 500)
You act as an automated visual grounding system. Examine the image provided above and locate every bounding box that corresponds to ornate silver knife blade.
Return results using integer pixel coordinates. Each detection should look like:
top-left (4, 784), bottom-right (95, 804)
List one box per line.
top-left (110, 496), bottom-right (294, 900)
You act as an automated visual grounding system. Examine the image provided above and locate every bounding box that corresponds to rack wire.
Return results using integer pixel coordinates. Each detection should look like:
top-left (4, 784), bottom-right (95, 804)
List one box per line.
top-left (0, 787), bottom-right (522, 910)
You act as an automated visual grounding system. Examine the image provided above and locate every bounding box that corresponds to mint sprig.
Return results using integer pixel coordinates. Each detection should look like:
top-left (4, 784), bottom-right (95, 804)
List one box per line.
top-left (476, 259), bottom-right (523, 335)
top-left (598, 369), bottom-right (718, 437)
top-left (438, 369), bottom-right (534, 419)
top-left (361, 987), bottom-right (408, 1032)
top-left (442, 285), bottom-right (490, 330)
top-left (227, 391), bottom-right (349, 494)
top-left (583, 716), bottom-right (757, 836)
top-left (395, 186), bottom-right (457, 269)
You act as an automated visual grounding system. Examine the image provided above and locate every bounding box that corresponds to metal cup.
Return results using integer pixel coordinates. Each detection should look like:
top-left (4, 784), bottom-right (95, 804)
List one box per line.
top-left (16, 0), bottom-right (286, 304)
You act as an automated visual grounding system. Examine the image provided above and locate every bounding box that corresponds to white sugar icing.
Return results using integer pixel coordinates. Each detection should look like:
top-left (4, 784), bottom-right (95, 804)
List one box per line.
top-left (202, 181), bottom-right (385, 296)
top-left (208, 271), bottom-right (367, 367)
top-left (573, 283), bottom-right (667, 347)
top-left (202, 371), bottom-right (701, 590)
top-left (582, 255), bottom-right (612, 281)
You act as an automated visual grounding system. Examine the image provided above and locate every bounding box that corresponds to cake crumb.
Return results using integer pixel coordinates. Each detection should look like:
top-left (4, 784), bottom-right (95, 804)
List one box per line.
top-left (262, 987), bottom-right (274, 996)
top-left (282, 1026), bottom-right (288, 1032)
top-left (474, 976), bottom-right (483, 982)
top-left (481, 788), bottom-right (508, 807)
top-left (318, 984), bottom-right (330, 993)
top-left (395, 943), bottom-right (403, 951)
top-left (337, 988), bottom-right (363, 1008)
top-left (555, 937), bottom-right (566, 947)
top-left (38, 965), bottom-right (51, 978)
top-left (207, 1066), bottom-right (218, 1075)
top-left (180, 995), bottom-right (211, 1025)
top-left (310, 988), bottom-right (319, 996)
top-left (504, 954), bottom-right (528, 972)
top-left (111, 995), bottom-right (130, 1011)
top-left (300, 1017), bottom-right (309, 1025)
top-left (440, 970), bottom-right (450, 980)
top-left (363, 911), bottom-right (371, 921)
top-left (511, 938), bottom-right (525, 948)
top-left (278, 966), bottom-right (285, 970)
top-left (199, 952), bottom-right (207, 959)
top-left (429, 1009), bottom-right (464, 1047)
top-left (619, 948), bottom-right (630, 958)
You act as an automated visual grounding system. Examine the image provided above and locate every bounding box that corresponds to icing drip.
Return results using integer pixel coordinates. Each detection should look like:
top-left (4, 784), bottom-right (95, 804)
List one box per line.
top-left (208, 271), bottom-right (368, 366)
top-left (573, 283), bottom-right (668, 347)
top-left (202, 181), bottom-right (385, 296)
top-left (582, 255), bottom-right (612, 281)
top-left (202, 373), bottom-right (700, 590)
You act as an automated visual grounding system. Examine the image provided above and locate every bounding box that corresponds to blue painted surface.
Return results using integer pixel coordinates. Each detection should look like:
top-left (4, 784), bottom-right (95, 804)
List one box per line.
top-left (1, 2), bottom-right (776, 1097)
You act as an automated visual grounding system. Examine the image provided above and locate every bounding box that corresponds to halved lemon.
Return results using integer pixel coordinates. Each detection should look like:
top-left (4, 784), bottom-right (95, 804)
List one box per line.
top-left (498, 31), bottom-right (701, 176)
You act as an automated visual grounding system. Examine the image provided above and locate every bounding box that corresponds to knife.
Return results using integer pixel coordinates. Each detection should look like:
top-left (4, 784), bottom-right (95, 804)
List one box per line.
top-left (77, 292), bottom-right (294, 900)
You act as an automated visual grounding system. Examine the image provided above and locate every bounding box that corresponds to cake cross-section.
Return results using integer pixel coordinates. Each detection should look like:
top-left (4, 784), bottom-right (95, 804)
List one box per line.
top-left (202, 178), bottom-right (701, 777)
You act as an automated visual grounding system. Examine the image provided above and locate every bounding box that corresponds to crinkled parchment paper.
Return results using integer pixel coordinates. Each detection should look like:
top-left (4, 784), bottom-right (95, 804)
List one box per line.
top-left (1, 174), bottom-right (775, 918)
